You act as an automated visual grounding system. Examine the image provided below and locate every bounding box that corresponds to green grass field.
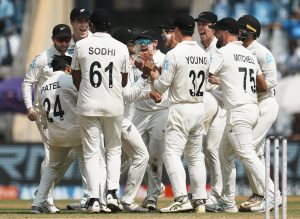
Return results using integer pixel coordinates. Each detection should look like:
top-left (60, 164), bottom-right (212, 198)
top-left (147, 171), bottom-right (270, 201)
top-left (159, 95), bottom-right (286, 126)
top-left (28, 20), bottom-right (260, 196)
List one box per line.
top-left (0, 196), bottom-right (300, 219)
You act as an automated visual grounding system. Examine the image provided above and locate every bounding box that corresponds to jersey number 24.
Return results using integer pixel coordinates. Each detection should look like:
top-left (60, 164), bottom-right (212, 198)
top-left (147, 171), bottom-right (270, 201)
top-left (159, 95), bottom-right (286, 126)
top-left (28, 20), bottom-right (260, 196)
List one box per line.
top-left (43, 95), bottom-right (64, 122)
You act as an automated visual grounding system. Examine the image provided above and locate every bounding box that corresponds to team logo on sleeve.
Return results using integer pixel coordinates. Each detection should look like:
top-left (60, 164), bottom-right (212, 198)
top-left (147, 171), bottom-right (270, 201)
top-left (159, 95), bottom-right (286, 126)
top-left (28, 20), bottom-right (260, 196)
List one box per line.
top-left (67, 48), bottom-right (74, 55)
top-left (265, 53), bottom-right (273, 64)
top-left (30, 56), bottom-right (40, 69)
top-left (163, 59), bottom-right (170, 71)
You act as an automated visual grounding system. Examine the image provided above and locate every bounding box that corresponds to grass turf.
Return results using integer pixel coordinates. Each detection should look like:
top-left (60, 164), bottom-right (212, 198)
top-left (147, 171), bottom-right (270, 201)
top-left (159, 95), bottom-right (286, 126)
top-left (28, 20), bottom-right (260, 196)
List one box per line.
top-left (0, 196), bottom-right (299, 219)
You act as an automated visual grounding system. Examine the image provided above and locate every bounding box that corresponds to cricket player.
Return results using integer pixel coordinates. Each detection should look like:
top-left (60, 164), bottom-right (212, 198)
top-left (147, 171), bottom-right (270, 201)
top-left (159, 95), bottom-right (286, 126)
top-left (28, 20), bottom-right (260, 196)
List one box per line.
top-left (148, 14), bottom-right (208, 213)
top-left (237, 15), bottom-right (280, 212)
top-left (66, 7), bottom-right (91, 211)
top-left (132, 29), bottom-right (167, 210)
top-left (71, 8), bottom-right (129, 213)
top-left (31, 56), bottom-right (87, 213)
top-left (22, 24), bottom-right (74, 211)
top-left (195, 11), bottom-right (226, 208)
top-left (112, 28), bottom-right (151, 212)
top-left (157, 20), bottom-right (178, 52)
top-left (68, 7), bottom-right (91, 54)
top-left (207, 17), bottom-right (275, 213)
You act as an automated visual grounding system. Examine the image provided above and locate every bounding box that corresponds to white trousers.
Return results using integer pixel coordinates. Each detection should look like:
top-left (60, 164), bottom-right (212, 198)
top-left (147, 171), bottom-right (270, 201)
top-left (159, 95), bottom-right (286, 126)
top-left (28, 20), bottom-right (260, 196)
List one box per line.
top-left (132, 109), bottom-right (168, 202)
top-left (246, 97), bottom-right (279, 196)
top-left (203, 92), bottom-right (226, 197)
top-left (219, 104), bottom-right (274, 206)
top-left (78, 115), bottom-right (123, 202)
top-left (34, 115), bottom-right (77, 200)
top-left (163, 103), bottom-right (206, 200)
top-left (121, 118), bottom-right (149, 204)
top-left (32, 144), bottom-right (84, 206)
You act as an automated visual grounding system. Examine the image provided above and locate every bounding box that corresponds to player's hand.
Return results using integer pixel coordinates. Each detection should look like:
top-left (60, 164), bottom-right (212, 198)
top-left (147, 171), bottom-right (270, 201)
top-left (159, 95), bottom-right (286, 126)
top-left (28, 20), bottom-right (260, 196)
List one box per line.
top-left (208, 75), bottom-right (221, 85)
top-left (150, 91), bottom-right (162, 103)
top-left (27, 107), bottom-right (37, 121)
top-left (134, 59), bottom-right (144, 71)
top-left (150, 70), bottom-right (159, 80)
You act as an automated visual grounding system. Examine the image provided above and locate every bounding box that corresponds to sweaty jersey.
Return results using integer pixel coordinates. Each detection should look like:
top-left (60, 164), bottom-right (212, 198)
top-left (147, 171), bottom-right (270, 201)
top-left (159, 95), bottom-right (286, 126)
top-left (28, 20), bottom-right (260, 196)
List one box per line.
top-left (71, 32), bottom-right (130, 117)
top-left (22, 46), bottom-right (73, 109)
top-left (209, 41), bottom-right (260, 109)
top-left (40, 72), bottom-right (81, 147)
top-left (153, 41), bottom-right (208, 104)
top-left (134, 50), bottom-right (169, 111)
top-left (247, 40), bottom-right (277, 102)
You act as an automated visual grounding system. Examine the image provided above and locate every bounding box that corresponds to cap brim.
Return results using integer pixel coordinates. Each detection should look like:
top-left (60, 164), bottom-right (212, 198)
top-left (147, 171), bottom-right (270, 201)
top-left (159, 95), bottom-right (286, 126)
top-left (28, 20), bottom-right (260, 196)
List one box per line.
top-left (135, 35), bottom-right (153, 41)
top-left (53, 33), bottom-right (72, 38)
top-left (208, 24), bottom-right (224, 30)
top-left (195, 18), bottom-right (213, 23)
top-left (72, 15), bottom-right (89, 20)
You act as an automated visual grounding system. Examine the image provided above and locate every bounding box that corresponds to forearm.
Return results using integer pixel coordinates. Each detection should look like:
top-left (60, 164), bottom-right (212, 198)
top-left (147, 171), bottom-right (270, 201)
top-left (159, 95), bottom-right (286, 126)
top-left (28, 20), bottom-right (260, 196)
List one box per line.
top-left (22, 80), bottom-right (34, 109)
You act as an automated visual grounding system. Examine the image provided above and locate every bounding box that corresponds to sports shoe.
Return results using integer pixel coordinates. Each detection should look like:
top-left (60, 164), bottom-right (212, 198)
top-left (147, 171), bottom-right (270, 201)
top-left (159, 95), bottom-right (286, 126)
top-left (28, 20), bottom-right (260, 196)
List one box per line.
top-left (160, 196), bottom-right (193, 213)
top-left (192, 199), bottom-right (206, 213)
top-left (239, 193), bottom-right (264, 212)
top-left (85, 198), bottom-right (100, 213)
top-left (67, 193), bottom-right (88, 210)
top-left (205, 195), bottom-right (219, 211)
top-left (100, 204), bottom-right (112, 213)
top-left (122, 202), bottom-right (149, 212)
top-left (206, 201), bottom-right (238, 213)
top-left (146, 200), bottom-right (157, 210)
top-left (250, 196), bottom-right (282, 213)
top-left (106, 192), bottom-right (123, 212)
top-left (31, 201), bottom-right (60, 214)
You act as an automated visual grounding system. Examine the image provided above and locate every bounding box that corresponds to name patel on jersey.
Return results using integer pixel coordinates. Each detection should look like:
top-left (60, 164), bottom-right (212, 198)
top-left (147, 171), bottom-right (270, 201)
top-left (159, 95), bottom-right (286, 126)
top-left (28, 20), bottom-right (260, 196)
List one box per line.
top-left (89, 47), bottom-right (115, 56)
top-left (41, 82), bottom-right (61, 94)
top-left (185, 56), bottom-right (207, 65)
top-left (233, 54), bottom-right (255, 64)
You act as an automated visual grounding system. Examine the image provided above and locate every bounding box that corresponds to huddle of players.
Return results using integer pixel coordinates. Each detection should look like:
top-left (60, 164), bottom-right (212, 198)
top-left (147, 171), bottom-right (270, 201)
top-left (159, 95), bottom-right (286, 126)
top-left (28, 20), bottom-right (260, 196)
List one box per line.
top-left (22, 6), bottom-right (280, 215)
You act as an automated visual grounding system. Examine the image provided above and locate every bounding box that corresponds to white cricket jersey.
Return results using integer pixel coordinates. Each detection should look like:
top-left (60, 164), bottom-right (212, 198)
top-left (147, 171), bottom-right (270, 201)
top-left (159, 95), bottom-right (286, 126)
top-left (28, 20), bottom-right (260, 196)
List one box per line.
top-left (22, 46), bottom-right (73, 109)
top-left (40, 72), bottom-right (81, 147)
top-left (154, 41), bottom-right (208, 104)
top-left (247, 40), bottom-right (277, 102)
top-left (135, 50), bottom-right (169, 111)
top-left (123, 64), bottom-right (149, 120)
top-left (209, 41), bottom-right (261, 109)
top-left (72, 32), bottom-right (130, 117)
top-left (200, 37), bottom-right (224, 104)
top-left (68, 30), bottom-right (93, 55)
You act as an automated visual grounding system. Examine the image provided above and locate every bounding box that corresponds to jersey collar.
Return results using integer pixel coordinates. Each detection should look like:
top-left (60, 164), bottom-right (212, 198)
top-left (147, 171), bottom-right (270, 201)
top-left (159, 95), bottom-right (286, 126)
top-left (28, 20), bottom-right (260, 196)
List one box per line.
top-left (93, 32), bottom-right (112, 38)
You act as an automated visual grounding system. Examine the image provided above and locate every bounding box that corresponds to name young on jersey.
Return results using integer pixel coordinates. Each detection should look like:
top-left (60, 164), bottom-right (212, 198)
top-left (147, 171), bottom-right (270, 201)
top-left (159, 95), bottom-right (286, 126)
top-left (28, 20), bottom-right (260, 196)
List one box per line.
top-left (89, 47), bottom-right (116, 56)
top-left (41, 82), bottom-right (61, 94)
top-left (186, 56), bottom-right (207, 65)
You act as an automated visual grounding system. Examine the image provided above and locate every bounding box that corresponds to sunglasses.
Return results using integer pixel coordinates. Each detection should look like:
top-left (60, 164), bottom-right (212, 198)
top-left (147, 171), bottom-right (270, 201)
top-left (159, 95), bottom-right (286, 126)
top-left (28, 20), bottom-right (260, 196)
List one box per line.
top-left (135, 38), bottom-right (152, 45)
top-left (55, 37), bottom-right (71, 43)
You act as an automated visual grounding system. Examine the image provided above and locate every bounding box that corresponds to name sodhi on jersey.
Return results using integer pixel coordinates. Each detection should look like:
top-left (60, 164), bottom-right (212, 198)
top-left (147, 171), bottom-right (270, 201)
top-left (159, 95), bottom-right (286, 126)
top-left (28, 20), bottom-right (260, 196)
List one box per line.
top-left (89, 47), bottom-right (116, 56)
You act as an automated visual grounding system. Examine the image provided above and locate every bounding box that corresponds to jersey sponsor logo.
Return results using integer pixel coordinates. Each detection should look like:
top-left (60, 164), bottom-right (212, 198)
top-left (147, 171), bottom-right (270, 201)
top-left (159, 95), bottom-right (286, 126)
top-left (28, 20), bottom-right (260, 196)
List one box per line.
top-left (233, 54), bottom-right (255, 64)
top-left (41, 81), bottom-right (61, 94)
top-left (265, 53), bottom-right (273, 64)
top-left (185, 56), bottom-right (207, 65)
top-left (29, 56), bottom-right (39, 69)
top-left (163, 59), bottom-right (170, 71)
top-left (88, 47), bottom-right (115, 56)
